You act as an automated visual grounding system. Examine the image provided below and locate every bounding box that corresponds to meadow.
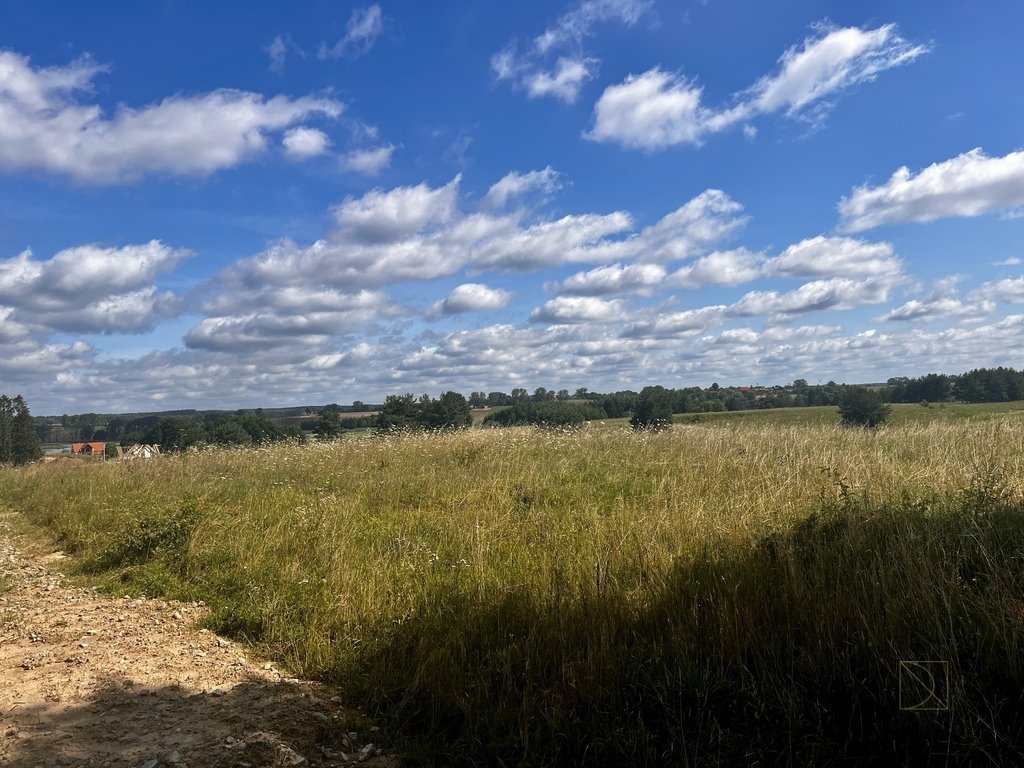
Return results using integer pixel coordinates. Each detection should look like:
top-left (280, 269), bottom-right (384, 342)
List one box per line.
top-left (4, 411), bottom-right (1024, 765)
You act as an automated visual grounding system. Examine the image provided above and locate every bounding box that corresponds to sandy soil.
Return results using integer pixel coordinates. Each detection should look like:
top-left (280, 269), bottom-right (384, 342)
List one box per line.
top-left (0, 517), bottom-right (397, 768)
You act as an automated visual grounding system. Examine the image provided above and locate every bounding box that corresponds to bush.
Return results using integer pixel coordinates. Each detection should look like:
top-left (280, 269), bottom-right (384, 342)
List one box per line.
top-left (838, 387), bottom-right (891, 428)
top-left (630, 386), bottom-right (673, 431)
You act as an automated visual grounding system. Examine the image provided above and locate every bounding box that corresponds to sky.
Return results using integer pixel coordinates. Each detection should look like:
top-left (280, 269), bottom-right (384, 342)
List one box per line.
top-left (2, 1), bottom-right (1024, 414)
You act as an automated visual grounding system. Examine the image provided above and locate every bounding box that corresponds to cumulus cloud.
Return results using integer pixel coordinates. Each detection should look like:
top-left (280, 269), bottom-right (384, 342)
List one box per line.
top-left (763, 236), bottom-right (902, 277)
top-left (282, 127), bottom-right (331, 159)
top-left (529, 296), bottom-right (629, 324)
top-left (621, 305), bottom-right (727, 339)
top-left (838, 148), bottom-right (1024, 232)
top-left (970, 276), bottom-right (1024, 304)
top-left (588, 22), bottom-right (927, 149)
top-left (340, 144), bottom-right (394, 175)
top-left (588, 69), bottom-right (705, 149)
top-left (557, 262), bottom-right (666, 295)
top-left (426, 283), bottom-right (514, 319)
top-left (526, 58), bottom-right (599, 102)
top-left (483, 166), bottom-right (562, 208)
top-left (492, 0), bottom-right (652, 103)
top-left (320, 5), bottom-right (384, 59)
top-left (0, 51), bottom-right (343, 183)
top-left (0, 340), bottom-right (94, 385)
top-left (665, 237), bottom-right (903, 290)
top-left (0, 241), bottom-right (189, 334)
top-left (993, 257), bottom-right (1022, 267)
top-left (585, 189), bottom-right (747, 263)
top-left (729, 276), bottom-right (899, 318)
top-left (876, 297), bottom-right (993, 322)
top-left (670, 248), bottom-right (763, 288)
top-left (204, 179), bottom-right (742, 359)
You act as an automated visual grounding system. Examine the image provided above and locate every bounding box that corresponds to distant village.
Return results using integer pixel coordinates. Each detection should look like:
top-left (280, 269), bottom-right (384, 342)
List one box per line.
top-left (41, 442), bottom-right (161, 462)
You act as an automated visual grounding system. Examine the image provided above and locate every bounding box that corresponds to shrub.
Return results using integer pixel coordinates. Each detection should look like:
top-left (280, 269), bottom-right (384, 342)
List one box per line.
top-left (838, 387), bottom-right (891, 428)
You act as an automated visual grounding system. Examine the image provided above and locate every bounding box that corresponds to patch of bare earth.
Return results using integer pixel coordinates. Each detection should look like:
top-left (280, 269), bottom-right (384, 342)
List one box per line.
top-left (0, 519), bottom-right (396, 768)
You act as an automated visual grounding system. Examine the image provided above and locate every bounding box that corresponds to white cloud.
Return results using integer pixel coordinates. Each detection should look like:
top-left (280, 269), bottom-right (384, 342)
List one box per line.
top-left (534, 0), bottom-right (652, 53)
top-left (877, 296), bottom-right (994, 322)
top-left (558, 262), bottom-right (665, 295)
top-left (0, 340), bottom-right (93, 384)
top-left (340, 144), bottom-right (394, 175)
top-left (587, 189), bottom-right (747, 263)
top-left (729, 276), bottom-right (899, 318)
top-left (529, 296), bottom-right (628, 324)
top-left (588, 22), bottom-right (926, 150)
top-left (214, 179), bottom-right (742, 321)
top-left (282, 127), bottom-right (331, 159)
top-left (764, 236), bottom-right (902, 277)
top-left (266, 35), bottom-right (288, 74)
top-left (483, 167), bottom-right (562, 208)
top-left (492, 0), bottom-right (652, 102)
top-left (670, 248), bottom-right (763, 288)
top-left (472, 211), bottom-right (634, 270)
top-left (426, 283), bottom-right (513, 319)
top-left (839, 148), bottom-right (1024, 232)
top-left (743, 23), bottom-right (928, 120)
top-left (526, 58), bottom-right (598, 103)
top-left (588, 68), bottom-right (704, 149)
top-left (971, 276), bottom-right (1024, 304)
top-left (621, 305), bottom-right (727, 339)
top-left (320, 5), bottom-right (384, 59)
top-left (331, 176), bottom-right (460, 242)
top-left (993, 257), bottom-right (1022, 267)
top-left (0, 241), bottom-right (188, 334)
top-left (0, 51), bottom-right (343, 183)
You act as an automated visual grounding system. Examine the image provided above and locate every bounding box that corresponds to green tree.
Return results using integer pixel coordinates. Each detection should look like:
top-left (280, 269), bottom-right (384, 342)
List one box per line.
top-left (11, 395), bottom-right (42, 464)
top-left (838, 388), bottom-right (891, 428)
top-left (429, 391), bottom-right (473, 429)
top-left (375, 394), bottom-right (419, 431)
top-left (315, 409), bottom-right (343, 440)
top-left (0, 395), bottom-right (12, 463)
top-left (630, 386), bottom-right (673, 431)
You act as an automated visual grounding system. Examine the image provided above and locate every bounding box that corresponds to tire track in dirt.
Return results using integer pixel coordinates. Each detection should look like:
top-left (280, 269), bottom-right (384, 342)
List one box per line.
top-left (0, 516), bottom-right (396, 768)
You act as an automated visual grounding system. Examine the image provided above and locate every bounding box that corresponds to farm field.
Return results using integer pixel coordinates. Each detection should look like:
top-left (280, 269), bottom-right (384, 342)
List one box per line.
top-left (3, 416), bottom-right (1024, 764)
top-left (585, 399), bottom-right (1024, 429)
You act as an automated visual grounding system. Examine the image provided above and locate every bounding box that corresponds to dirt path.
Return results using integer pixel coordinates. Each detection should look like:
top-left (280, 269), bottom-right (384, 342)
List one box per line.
top-left (0, 518), bottom-right (396, 768)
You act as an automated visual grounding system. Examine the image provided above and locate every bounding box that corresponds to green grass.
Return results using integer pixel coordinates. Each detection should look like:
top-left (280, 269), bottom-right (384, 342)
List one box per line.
top-left (660, 400), bottom-right (1024, 428)
top-left (3, 420), bottom-right (1024, 764)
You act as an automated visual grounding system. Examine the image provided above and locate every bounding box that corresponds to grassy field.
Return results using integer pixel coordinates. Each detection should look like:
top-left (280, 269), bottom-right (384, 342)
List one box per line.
top-left (672, 400), bottom-right (1024, 427)
top-left (4, 415), bottom-right (1024, 764)
top-left (576, 400), bottom-right (1024, 431)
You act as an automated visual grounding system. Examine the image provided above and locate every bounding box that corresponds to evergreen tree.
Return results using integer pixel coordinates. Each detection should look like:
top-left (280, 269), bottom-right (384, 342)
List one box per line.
top-left (0, 395), bottom-right (12, 463)
top-left (11, 395), bottom-right (41, 464)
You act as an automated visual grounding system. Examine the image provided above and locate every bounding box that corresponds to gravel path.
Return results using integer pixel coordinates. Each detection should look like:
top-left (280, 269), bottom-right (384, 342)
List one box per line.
top-left (0, 517), bottom-right (396, 768)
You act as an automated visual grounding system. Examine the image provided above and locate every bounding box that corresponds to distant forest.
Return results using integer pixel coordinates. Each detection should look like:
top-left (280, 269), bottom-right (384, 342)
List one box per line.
top-left (14, 365), bottom-right (1024, 458)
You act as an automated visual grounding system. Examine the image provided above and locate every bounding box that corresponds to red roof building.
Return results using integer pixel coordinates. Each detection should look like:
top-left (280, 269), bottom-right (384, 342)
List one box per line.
top-left (71, 442), bottom-right (106, 455)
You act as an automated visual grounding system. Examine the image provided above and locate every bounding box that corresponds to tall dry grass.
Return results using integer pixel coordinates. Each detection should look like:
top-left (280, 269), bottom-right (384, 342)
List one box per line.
top-left (3, 421), bottom-right (1024, 764)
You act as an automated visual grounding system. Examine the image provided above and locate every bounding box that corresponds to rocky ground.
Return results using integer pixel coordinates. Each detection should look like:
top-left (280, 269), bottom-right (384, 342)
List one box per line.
top-left (0, 517), bottom-right (397, 768)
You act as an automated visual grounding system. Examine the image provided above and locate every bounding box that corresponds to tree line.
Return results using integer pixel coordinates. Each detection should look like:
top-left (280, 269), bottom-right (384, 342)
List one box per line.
top-left (888, 367), bottom-right (1024, 404)
top-left (14, 366), bottom-right (1024, 460)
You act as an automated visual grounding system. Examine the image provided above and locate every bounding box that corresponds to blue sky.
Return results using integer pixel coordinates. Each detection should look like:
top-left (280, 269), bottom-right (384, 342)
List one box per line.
top-left (2, 1), bottom-right (1024, 413)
